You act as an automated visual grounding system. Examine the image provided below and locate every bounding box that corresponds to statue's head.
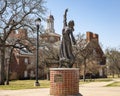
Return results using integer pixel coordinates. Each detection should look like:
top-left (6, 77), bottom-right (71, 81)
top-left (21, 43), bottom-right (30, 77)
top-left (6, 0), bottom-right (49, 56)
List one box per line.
top-left (68, 20), bottom-right (74, 30)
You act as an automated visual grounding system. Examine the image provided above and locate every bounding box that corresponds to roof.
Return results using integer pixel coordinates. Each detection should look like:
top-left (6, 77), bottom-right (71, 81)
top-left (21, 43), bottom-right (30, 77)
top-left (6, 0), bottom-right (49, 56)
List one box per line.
top-left (14, 48), bottom-right (33, 56)
top-left (48, 15), bottom-right (54, 20)
top-left (19, 48), bottom-right (33, 55)
top-left (41, 32), bottom-right (61, 37)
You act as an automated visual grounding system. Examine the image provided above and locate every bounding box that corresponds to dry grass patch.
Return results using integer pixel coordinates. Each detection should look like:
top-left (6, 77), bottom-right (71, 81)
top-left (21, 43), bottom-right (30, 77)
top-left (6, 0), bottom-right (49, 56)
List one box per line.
top-left (0, 80), bottom-right (50, 90)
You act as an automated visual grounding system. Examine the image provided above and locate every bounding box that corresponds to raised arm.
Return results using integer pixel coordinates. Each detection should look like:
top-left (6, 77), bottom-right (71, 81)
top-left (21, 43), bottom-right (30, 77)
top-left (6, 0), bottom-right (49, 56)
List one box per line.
top-left (63, 8), bottom-right (68, 27)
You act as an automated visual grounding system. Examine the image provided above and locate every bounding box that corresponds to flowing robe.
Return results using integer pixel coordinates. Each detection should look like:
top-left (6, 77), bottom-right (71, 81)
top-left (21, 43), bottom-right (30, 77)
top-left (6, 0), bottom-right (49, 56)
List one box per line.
top-left (59, 27), bottom-right (76, 67)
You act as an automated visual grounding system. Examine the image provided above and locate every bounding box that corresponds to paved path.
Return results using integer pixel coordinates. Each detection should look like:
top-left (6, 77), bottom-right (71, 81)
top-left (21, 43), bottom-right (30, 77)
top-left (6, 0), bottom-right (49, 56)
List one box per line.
top-left (79, 79), bottom-right (120, 96)
top-left (0, 79), bottom-right (120, 96)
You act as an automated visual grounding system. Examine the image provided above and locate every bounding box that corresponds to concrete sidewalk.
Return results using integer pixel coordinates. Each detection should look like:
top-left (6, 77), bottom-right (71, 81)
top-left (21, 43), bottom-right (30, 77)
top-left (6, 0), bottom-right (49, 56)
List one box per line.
top-left (0, 80), bottom-right (120, 96)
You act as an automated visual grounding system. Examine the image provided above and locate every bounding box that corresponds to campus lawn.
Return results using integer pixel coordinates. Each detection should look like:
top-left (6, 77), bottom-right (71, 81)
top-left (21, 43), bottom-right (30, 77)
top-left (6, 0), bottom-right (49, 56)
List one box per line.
top-left (0, 78), bottom-right (119, 90)
top-left (79, 78), bottom-right (113, 85)
top-left (106, 82), bottom-right (120, 87)
top-left (1, 79), bottom-right (89, 90)
top-left (94, 78), bottom-right (113, 82)
top-left (0, 80), bottom-right (50, 90)
top-left (80, 78), bottom-right (113, 82)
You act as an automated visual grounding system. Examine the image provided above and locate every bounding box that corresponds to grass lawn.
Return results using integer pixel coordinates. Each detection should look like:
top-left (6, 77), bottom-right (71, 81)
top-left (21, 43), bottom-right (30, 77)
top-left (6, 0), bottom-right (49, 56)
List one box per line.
top-left (0, 80), bottom-right (50, 90)
top-left (0, 78), bottom-right (118, 90)
top-left (94, 78), bottom-right (113, 82)
top-left (79, 78), bottom-right (113, 85)
top-left (80, 78), bottom-right (113, 82)
top-left (106, 81), bottom-right (120, 87)
top-left (1, 79), bottom-right (89, 90)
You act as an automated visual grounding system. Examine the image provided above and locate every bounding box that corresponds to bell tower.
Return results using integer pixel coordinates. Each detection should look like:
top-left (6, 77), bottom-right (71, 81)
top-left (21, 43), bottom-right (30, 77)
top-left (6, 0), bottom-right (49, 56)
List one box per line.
top-left (46, 15), bottom-right (55, 33)
top-left (40, 14), bottom-right (61, 43)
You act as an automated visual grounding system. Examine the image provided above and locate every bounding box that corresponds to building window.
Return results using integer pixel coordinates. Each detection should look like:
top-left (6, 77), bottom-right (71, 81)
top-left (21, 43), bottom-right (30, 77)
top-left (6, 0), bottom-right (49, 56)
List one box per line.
top-left (24, 70), bottom-right (28, 78)
top-left (24, 58), bottom-right (28, 64)
top-left (15, 30), bottom-right (19, 34)
top-left (30, 71), bottom-right (35, 78)
top-left (49, 36), bottom-right (54, 42)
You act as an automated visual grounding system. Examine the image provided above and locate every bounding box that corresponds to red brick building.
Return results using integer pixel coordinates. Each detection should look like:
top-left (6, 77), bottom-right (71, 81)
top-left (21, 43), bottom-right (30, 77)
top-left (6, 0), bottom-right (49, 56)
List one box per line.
top-left (86, 31), bottom-right (106, 65)
top-left (6, 14), bottom-right (106, 80)
top-left (84, 32), bottom-right (106, 77)
top-left (10, 48), bottom-right (33, 79)
top-left (8, 14), bottom-right (61, 80)
top-left (6, 29), bottom-right (34, 80)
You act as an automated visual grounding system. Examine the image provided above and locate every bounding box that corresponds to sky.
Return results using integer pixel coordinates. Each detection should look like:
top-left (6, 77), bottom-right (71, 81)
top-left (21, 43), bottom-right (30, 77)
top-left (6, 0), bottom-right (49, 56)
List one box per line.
top-left (44, 0), bottom-right (120, 50)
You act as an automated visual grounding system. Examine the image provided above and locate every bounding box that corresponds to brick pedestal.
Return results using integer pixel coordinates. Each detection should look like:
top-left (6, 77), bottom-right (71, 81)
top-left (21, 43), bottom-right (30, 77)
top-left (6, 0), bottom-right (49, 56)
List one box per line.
top-left (50, 68), bottom-right (80, 96)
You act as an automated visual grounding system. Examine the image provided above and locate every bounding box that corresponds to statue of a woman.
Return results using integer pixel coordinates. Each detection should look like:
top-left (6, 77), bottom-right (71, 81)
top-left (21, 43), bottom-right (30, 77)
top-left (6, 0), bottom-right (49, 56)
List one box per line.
top-left (59, 9), bottom-right (76, 68)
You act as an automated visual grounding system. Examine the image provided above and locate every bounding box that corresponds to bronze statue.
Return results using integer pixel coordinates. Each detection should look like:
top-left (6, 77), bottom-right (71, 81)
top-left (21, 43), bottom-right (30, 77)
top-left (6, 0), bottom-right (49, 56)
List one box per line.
top-left (59, 9), bottom-right (76, 68)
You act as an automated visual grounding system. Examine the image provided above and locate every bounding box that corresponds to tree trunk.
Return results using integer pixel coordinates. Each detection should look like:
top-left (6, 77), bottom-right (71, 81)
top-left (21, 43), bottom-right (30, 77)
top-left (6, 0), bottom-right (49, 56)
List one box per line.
top-left (47, 72), bottom-right (50, 80)
top-left (5, 60), bottom-right (10, 85)
top-left (0, 46), bottom-right (5, 85)
top-left (83, 59), bottom-right (86, 82)
top-left (6, 48), bottom-right (13, 85)
top-left (118, 71), bottom-right (120, 78)
top-left (112, 72), bottom-right (114, 78)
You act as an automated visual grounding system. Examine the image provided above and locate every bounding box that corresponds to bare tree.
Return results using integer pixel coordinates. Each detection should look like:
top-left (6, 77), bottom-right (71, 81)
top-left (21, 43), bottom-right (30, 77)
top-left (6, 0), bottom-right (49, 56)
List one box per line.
top-left (0, 0), bottom-right (46, 85)
top-left (105, 48), bottom-right (120, 78)
top-left (74, 33), bottom-right (93, 81)
top-left (0, 0), bottom-right (7, 15)
top-left (74, 33), bottom-right (104, 81)
top-left (38, 43), bottom-right (59, 80)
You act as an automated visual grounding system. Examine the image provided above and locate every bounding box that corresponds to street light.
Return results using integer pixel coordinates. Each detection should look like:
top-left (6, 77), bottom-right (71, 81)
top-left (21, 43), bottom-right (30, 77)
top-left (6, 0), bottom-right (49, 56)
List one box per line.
top-left (34, 18), bottom-right (41, 86)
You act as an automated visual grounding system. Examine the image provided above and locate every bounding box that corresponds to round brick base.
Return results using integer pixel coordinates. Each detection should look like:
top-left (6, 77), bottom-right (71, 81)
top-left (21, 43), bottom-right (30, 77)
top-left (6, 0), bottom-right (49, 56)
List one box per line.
top-left (50, 68), bottom-right (80, 96)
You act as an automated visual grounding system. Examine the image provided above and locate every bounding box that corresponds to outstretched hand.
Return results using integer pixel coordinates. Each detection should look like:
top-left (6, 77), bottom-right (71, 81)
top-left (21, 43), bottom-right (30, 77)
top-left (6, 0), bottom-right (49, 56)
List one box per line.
top-left (65, 8), bottom-right (68, 13)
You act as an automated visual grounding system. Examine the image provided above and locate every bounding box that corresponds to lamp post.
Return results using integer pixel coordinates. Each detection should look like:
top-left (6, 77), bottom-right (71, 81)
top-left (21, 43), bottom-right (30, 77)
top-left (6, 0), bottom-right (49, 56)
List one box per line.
top-left (34, 18), bottom-right (41, 86)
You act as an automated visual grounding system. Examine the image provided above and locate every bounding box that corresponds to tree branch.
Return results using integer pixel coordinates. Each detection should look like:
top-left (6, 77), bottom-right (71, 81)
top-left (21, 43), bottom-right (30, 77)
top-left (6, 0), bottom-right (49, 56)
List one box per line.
top-left (0, 0), bottom-right (7, 15)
